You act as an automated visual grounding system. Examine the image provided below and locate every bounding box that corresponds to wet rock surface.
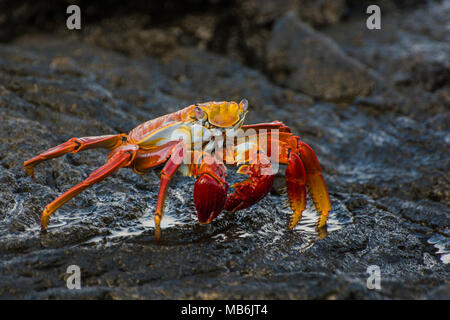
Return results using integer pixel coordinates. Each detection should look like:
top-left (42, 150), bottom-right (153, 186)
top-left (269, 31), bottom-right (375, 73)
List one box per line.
top-left (0, 1), bottom-right (448, 299)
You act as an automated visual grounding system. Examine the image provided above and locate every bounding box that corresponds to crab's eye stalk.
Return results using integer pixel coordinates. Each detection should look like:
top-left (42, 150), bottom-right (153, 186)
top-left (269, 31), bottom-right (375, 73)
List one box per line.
top-left (194, 106), bottom-right (206, 121)
top-left (239, 98), bottom-right (248, 112)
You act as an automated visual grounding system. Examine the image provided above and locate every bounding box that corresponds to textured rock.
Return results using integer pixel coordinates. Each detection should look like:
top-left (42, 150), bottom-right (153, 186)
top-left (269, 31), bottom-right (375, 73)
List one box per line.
top-left (237, 0), bottom-right (346, 27)
top-left (0, 1), bottom-right (448, 300)
top-left (266, 12), bottom-right (376, 101)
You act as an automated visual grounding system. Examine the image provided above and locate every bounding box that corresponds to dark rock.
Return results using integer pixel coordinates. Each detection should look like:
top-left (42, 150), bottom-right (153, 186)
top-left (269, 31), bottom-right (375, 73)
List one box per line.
top-left (266, 12), bottom-right (376, 102)
top-left (0, 1), bottom-right (448, 300)
top-left (322, 0), bottom-right (450, 118)
top-left (238, 0), bottom-right (346, 27)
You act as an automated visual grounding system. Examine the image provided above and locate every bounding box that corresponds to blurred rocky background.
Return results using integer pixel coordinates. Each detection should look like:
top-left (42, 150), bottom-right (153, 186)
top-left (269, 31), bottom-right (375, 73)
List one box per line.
top-left (0, 0), bottom-right (448, 299)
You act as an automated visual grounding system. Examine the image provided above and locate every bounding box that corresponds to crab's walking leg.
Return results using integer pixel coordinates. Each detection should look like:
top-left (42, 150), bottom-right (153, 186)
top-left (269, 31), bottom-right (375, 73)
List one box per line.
top-left (241, 121), bottom-right (291, 133)
top-left (262, 134), bottom-right (331, 228)
top-left (154, 142), bottom-right (184, 241)
top-left (285, 151), bottom-right (307, 229)
top-left (234, 130), bottom-right (331, 229)
top-left (40, 145), bottom-right (137, 231)
top-left (296, 140), bottom-right (331, 228)
top-left (251, 139), bottom-right (307, 229)
top-left (267, 137), bottom-right (330, 228)
top-left (24, 134), bottom-right (127, 179)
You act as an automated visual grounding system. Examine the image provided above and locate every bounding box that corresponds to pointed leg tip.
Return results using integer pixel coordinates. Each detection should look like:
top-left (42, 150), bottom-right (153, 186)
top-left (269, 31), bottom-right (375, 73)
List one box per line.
top-left (154, 215), bottom-right (162, 243)
top-left (40, 210), bottom-right (50, 231)
top-left (40, 229), bottom-right (48, 235)
top-left (287, 202), bottom-right (305, 230)
top-left (155, 228), bottom-right (161, 243)
top-left (315, 222), bottom-right (328, 239)
top-left (317, 211), bottom-right (329, 229)
top-left (317, 221), bottom-right (326, 228)
top-left (288, 212), bottom-right (302, 230)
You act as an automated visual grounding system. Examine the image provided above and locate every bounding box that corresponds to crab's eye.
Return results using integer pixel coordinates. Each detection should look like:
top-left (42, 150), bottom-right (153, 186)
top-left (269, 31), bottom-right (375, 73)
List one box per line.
top-left (239, 98), bottom-right (248, 111)
top-left (194, 106), bottom-right (205, 120)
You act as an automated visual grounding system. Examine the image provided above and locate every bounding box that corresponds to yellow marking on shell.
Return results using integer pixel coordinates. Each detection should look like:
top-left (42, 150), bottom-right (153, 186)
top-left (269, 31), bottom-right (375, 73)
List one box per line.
top-left (136, 122), bottom-right (187, 148)
top-left (141, 137), bottom-right (166, 147)
top-left (172, 126), bottom-right (192, 142)
top-left (201, 101), bottom-right (242, 128)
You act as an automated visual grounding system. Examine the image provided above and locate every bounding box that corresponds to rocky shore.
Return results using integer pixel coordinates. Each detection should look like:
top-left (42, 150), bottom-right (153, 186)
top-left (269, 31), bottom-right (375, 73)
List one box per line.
top-left (0, 0), bottom-right (448, 299)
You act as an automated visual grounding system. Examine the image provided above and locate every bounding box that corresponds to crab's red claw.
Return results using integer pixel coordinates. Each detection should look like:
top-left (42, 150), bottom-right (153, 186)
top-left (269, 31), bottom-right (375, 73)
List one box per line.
top-left (193, 154), bottom-right (229, 224)
top-left (286, 152), bottom-right (307, 230)
top-left (194, 174), bottom-right (228, 224)
top-left (224, 158), bottom-right (275, 212)
top-left (223, 192), bottom-right (242, 212)
top-left (297, 141), bottom-right (331, 228)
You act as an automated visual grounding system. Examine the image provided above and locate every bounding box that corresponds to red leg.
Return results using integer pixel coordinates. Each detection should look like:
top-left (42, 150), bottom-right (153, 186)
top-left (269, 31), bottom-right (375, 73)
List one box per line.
top-left (296, 140), bottom-right (331, 228)
top-left (263, 134), bottom-right (331, 228)
top-left (232, 130), bottom-right (331, 229)
top-left (40, 144), bottom-right (137, 231)
top-left (154, 142), bottom-right (185, 241)
top-left (24, 134), bottom-right (127, 179)
top-left (285, 151), bottom-right (307, 229)
top-left (241, 121), bottom-right (291, 133)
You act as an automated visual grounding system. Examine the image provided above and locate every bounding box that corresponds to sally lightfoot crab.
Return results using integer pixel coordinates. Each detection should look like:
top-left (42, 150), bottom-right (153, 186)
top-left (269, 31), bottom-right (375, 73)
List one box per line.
top-left (24, 99), bottom-right (331, 241)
